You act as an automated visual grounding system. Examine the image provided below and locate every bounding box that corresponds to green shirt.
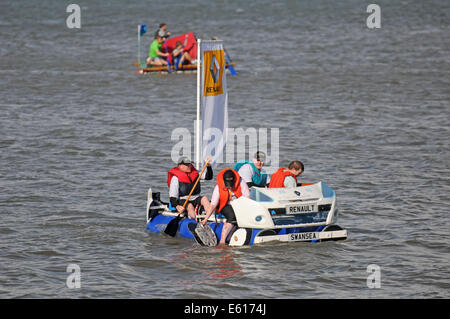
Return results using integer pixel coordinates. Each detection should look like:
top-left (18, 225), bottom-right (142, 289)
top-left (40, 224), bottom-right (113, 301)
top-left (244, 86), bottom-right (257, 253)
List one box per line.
top-left (149, 40), bottom-right (162, 59)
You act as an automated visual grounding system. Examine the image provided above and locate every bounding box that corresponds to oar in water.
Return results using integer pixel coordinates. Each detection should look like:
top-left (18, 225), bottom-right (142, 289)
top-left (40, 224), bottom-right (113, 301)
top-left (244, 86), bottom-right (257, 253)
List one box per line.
top-left (164, 159), bottom-right (210, 237)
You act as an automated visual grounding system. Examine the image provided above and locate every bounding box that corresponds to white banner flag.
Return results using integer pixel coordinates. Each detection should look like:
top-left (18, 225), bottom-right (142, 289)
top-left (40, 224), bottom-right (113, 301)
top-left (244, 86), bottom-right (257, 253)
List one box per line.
top-left (200, 40), bottom-right (228, 167)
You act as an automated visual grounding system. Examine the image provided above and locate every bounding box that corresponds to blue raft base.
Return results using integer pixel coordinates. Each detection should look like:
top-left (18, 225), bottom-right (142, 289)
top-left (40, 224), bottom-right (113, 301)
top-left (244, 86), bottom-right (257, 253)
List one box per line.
top-left (146, 215), bottom-right (225, 240)
top-left (146, 214), bottom-right (327, 245)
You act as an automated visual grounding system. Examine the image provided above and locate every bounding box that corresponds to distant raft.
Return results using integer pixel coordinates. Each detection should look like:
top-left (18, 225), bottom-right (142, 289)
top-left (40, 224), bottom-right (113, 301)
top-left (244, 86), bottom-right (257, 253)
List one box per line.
top-left (134, 32), bottom-right (236, 74)
top-left (136, 63), bottom-right (236, 74)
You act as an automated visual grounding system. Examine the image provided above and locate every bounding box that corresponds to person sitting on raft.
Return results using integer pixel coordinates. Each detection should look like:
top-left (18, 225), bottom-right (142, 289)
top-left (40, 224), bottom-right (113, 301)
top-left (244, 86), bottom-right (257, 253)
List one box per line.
top-left (201, 169), bottom-right (250, 246)
top-left (172, 39), bottom-right (196, 68)
top-left (268, 160), bottom-right (304, 188)
top-left (234, 151), bottom-right (269, 188)
top-left (168, 156), bottom-right (213, 220)
top-left (146, 34), bottom-right (169, 67)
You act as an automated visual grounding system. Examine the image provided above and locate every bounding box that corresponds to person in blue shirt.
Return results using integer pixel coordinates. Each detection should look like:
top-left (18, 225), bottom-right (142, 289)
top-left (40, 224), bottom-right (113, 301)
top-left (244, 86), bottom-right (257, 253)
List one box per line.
top-left (234, 151), bottom-right (269, 188)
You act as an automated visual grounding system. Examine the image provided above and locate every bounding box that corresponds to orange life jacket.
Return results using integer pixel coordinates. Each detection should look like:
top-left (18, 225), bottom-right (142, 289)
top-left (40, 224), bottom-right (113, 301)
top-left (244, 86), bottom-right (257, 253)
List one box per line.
top-left (268, 167), bottom-right (298, 188)
top-left (217, 169), bottom-right (243, 213)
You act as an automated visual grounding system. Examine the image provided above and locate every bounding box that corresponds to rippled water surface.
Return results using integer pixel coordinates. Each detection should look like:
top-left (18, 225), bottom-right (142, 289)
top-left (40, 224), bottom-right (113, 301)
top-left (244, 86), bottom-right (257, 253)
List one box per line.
top-left (0, 0), bottom-right (449, 298)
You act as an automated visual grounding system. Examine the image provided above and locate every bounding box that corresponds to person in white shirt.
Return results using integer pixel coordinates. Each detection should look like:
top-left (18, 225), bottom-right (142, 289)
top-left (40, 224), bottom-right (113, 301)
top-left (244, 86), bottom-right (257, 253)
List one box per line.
top-left (168, 156), bottom-right (213, 219)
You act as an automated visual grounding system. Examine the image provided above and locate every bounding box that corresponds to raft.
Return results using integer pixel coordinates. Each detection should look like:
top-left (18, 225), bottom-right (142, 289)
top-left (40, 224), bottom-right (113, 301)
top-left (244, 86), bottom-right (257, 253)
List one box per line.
top-left (145, 182), bottom-right (347, 246)
top-left (136, 62), bottom-right (236, 74)
top-left (135, 32), bottom-right (236, 74)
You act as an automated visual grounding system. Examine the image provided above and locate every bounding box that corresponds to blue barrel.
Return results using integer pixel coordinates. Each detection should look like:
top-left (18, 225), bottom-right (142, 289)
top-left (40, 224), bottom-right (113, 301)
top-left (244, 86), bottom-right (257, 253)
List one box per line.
top-left (147, 214), bottom-right (198, 239)
top-left (146, 214), bottom-right (174, 233)
top-left (178, 218), bottom-right (196, 239)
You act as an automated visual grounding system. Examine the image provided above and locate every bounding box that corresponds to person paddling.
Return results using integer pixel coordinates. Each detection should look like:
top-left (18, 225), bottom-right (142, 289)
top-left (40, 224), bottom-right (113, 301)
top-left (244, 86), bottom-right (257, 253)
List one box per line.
top-left (268, 161), bottom-right (304, 188)
top-left (172, 35), bottom-right (196, 69)
top-left (201, 169), bottom-right (250, 246)
top-left (168, 156), bottom-right (213, 220)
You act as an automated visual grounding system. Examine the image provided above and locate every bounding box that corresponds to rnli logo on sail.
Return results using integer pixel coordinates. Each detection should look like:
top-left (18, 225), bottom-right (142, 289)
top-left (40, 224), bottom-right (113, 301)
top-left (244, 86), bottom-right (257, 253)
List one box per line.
top-left (203, 50), bottom-right (224, 96)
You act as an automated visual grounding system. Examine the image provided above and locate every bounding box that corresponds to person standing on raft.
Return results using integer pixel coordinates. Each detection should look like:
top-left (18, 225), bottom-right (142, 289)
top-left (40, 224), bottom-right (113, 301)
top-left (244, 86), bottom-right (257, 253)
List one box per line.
top-left (168, 156), bottom-right (213, 220)
top-left (201, 169), bottom-right (250, 246)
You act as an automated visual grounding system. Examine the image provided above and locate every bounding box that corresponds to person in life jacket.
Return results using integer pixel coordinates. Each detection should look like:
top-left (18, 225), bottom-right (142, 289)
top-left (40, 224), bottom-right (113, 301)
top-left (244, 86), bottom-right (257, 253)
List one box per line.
top-left (168, 156), bottom-right (213, 219)
top-left (234, 151), bottom-right (269, 188)
top-left (268, 160), bottom-right (304, 188)
top-left (201, 169), bottom-right (250, 245)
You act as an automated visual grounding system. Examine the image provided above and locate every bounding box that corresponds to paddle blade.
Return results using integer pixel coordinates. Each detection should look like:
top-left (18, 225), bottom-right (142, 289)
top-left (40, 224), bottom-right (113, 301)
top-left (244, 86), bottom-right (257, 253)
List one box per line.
top-left (188, 222), bottom-right (218, 246)
top-left (225, 54), bottom-right (236, 76)
top-left (164, 215), bottom-right (182, 237)
top-left (195, 223), bottom-right (218, 246)
top-left (225, 53), bottom-right (236, 76)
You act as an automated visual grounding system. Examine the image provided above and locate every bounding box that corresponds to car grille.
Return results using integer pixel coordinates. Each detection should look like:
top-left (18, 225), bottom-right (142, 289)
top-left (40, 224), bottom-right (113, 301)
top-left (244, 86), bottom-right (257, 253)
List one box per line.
top-left (268, 204), bottom-right (331, 226)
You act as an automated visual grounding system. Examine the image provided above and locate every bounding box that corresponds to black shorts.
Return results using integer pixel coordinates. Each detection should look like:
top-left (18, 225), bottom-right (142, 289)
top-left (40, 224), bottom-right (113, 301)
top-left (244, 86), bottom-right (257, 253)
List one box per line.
top-left (186, 196), bottom-right (203, 208)
top-left (220, 205), bottom-right (236, 224)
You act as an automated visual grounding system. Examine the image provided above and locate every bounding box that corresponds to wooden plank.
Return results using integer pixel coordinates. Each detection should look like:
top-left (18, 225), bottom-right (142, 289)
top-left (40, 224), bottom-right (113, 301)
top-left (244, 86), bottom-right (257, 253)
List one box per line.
top-left (135, 62), bottom-right (236, 73)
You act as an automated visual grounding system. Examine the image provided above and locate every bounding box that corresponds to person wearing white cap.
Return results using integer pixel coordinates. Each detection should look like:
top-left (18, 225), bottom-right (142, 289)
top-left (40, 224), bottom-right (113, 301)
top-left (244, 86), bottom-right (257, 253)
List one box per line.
top-left (167, 156), bottom-right (213, 219)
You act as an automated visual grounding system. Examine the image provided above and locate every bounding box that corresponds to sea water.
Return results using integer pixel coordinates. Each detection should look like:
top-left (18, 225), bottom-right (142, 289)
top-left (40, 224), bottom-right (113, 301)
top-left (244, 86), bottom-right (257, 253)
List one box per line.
top-left (0, 0), bottom-right (449, 298)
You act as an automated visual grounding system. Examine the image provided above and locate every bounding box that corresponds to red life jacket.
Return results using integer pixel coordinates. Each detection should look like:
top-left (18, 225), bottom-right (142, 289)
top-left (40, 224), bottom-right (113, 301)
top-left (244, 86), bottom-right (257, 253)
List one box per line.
top-left (268, 168), bottom-right (298, 188)
top-left (168, 165), bottom-right (200, 197)
top-left (217, 169), bottom-right (243, 213)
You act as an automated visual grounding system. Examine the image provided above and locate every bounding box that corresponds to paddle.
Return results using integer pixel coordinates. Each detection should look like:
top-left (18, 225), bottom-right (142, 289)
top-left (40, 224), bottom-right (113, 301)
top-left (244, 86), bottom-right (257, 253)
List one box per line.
top-left (164, 159), bottom-right (210, 237)
top-left (163, 42), bottom-right (172, 73)
top-left (188, 222), bottom-right (218, 246)
top-left (224, 49), bottom-right (236, 76)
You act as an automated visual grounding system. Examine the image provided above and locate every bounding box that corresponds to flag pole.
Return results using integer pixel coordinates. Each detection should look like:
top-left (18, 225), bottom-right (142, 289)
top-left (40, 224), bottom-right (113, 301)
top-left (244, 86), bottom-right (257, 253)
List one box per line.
top-left (138, 25), bottom-right (141, 66)
top-left (196, 38), bottom-right (202, 169)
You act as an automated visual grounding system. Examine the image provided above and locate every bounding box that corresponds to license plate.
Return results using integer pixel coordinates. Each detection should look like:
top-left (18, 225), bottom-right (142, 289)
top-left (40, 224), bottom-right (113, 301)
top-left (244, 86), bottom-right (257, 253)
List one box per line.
top-left (288, 232), bottom-right (319, 242)
top-left (286, 203), bottom-right (318, 214)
